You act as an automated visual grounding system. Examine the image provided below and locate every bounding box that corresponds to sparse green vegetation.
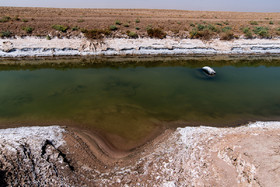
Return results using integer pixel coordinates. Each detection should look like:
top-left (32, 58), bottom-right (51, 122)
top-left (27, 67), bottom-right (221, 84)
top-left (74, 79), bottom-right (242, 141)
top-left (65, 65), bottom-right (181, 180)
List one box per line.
top-left (216, 22), bottom-right (223, 26)
top-left (269, 21), bottom-right (274, 25)
top-left (109, 25), bottom-right (118, 31)
top-left (135, 18), bottom-right (140, 23)
top-left (190, 23), bottom-right (195, 27)
top-left (0, 30), bottom-right (12, 38)
top-left (115, 20), bottom-right (122, 25)
top-left (222, 26), bottom-right (232, 32)
top-left (223, 21), bottom-right (229, 25)
top-left (22, 26), bottom-right (34, 34)
top-left (124, 23), bottom-right (129, 27)
top-left (0, 16), bottom-right (11, 23)
top-left (77, 19), bottom-right (85, 23)
top-left (147, 28), bottom-right (166, 39)
top-left (82, 29), bottom-right (111, 39)
top-left (127, 31), bottom-right (138, 38)
top-left (253, 27), bottom-right (269, 38)
top-left (21, 19), bottom-right (28, 22)
top-left (250, 21), bottom-right (258, 25)
top-left (46, 35), bottom-right (51, 40)
top-left (72, 26), bottom-right (79, 31)
top-left (13, 15), bottom-right (20, 21)
top-left (52, 25), bottom-right (69, 32)
top-left (135, 27), bottom-right (140, 30)
top-left (242, 27), bottom-right (253, 39)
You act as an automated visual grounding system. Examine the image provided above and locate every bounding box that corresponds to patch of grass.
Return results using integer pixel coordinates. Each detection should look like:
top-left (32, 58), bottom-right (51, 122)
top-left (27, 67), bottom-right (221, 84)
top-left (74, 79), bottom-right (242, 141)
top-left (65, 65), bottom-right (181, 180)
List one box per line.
top-left (115, 20), bottom-right (122, 25)
top-left (223, 21), bottom-right (229, 25)
top-left (21, 19), bottom-right (28, 22)
top-left (0, 30), bottom-right (12, 38)
top-left (135, 18), bottom-right (140, 23)
top-left (109, 25), bottom-right (118, 31)
top-left (13, 15), bottom-right (20, 21)
top-left (46, 35), bottom-right (51, 40)
top-left (22, 26), bottom-right (34, 34)
top-left (269, 21), bottom-right (274, 25)
top-left (82, 29), bottom-right (111, 39)
top-left (250, 21), bottom-right (258, 25)
top-left (72, 26), bottom-right (79, 31)
top-left (123, 23), bottom-right (129, 27)
top-left (147, 28), bottom-right (166, 39)
top-left (52, 25), bottom-right (69, 32)
top-left (222, 26), bottom-right (232, 32)
top-left (253, 26), bottom-right (269, 38)
top-left (197, 24), bottom-right (205, 31)
top-left (190, 23), bottom-right (195, 27)
top-left (77, 19), bottom-right (85, 23)
top-left (0, 16), bottom-right (11, 23)
top-left (242, 27), bottom-right (253, 39)
top-left (135, 27), bottom-right (140, 30)
top-left (127, 31), bottom-right (138, 38)
top-left (207, 24), bottom-right (218, 32)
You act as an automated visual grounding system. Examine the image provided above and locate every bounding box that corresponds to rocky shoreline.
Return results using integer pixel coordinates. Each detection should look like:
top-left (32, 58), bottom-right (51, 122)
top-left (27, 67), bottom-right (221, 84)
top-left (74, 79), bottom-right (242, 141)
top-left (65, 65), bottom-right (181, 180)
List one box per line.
top-left (1, 37), bottom-right (280, 57)
top-left (1, 122), bottom-right (280, 186)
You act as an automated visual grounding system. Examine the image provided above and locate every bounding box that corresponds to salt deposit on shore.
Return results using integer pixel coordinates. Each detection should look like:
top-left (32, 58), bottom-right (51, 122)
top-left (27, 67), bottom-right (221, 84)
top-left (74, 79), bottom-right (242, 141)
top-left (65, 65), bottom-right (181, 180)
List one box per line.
top-left (1, 122), bottom-right (280, 186)
top-left (1, 37), bottom-right (280, 57)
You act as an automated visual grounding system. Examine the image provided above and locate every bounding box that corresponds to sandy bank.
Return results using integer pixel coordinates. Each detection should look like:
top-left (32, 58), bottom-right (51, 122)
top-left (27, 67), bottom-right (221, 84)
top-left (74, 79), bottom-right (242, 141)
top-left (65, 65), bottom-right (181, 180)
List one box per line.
top-left (1, 37), bottom-right (280, 57)
top-left (1, 122), bottom-right (280, 186)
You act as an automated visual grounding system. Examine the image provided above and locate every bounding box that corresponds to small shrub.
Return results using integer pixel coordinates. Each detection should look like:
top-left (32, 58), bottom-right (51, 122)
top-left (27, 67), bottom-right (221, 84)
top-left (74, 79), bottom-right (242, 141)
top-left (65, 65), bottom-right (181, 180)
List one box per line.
top-left (189, 28), bottom-right (198, 39)
top-left (222, 26), bottom-right (232, 32)
top-left (22, 26), bottom-right (34, 34)
top-left (269, 21), bottom-right (274, 25)
top-left (253, 27), bottom-right (269, 38)
top-left (83, 29), bottom-right (111, 39)
top-left (190, 23), bottom-right (195, 27)
top-left (220, 31), bottom-right (234, 40)
top-left (77, 19), bottom-right (84, 23)
top-left (21, 19), bottom-right (28, 22)
top-left (127, 31), bottom-right (138, 38)
top-left (115, 20), bottom-right (122, 25)
top-left (135, 18), bottom-right (140, 23)
top-left (197, 24), bottom-right (205, 31)
top-left (109, 25), bottom-right (118, 31)
top-left (46, 35), bottom-right (51, 40)
top-left (189, 28), bottom-right (213, 40)
top-left (0, 30), bottom-right (12, 38)
top-left (223, 21), bottom-right (229, 25)
top-left (216, 22), bottom-right (223, 26)
top-left (124, 23), bottom-right (129, 27)
top-left (0, 16), bottom-right (11, 23)
top-left (208, 24), bottom-right (218, 32)
top-left (242, 27), bottom-right (253, 39)
top-left (177, 21), bottom-right (181, 25)
top-left (13, 15), bottom-right (20, 21)
top-left (52, 25), bottom-right (69, 32)
top-left (250, 21), bottom-right (258, 25)
top-left (135, 27), bottom-right (140, 30)
top-left (146, 25), bottom-right (152, 31)
top-left (147, 28), bottom-right (166, 39)
top-left (72, 26), bottom-right (79, 31)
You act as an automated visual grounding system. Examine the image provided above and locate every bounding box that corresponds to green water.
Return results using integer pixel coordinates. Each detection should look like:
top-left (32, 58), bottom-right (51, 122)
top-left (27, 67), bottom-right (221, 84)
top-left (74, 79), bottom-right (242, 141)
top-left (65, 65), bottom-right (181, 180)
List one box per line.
top-left (1, 58), bottom-right (280, 143)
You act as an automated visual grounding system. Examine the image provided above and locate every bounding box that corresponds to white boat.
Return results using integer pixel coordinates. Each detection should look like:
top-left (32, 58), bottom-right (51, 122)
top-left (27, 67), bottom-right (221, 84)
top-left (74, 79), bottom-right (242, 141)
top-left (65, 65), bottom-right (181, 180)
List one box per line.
top-left (202, 66), bottom-right (216, 75)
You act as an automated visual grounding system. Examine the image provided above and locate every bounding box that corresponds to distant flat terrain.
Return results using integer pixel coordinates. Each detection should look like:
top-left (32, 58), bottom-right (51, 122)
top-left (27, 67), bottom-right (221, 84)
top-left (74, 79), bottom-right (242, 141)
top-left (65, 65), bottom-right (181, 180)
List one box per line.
top-left (0, 7), bottom-right (280, 38)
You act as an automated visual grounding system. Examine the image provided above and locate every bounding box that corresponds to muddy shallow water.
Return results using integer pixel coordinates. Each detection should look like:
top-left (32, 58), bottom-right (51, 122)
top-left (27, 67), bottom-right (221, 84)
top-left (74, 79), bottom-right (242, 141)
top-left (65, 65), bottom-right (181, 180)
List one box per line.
top-left (0, 56), bottom-right (280, 149)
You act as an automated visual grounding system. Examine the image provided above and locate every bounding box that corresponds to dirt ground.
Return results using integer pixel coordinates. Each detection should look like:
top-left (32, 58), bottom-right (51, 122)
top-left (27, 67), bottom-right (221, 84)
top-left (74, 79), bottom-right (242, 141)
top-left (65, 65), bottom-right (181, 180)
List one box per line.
top-left (59, 123), bottom-right (280, 186)
top-left (1, 7), bottom-right (280, 38)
